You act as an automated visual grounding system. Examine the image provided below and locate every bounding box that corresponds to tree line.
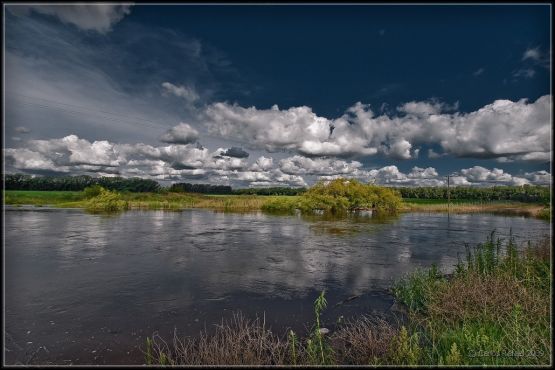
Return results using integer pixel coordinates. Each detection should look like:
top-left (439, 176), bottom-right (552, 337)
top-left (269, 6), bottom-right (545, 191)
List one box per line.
top-left (3, 174), bottom-right (160, 192)
top-left (232, 187), bottom-right (307, 196)
top-left (397, 185), bottom-right (550, 203)
top-left (3, 174), bottom-right (308, 195)
top-left (168, 184), bottom-right (307, 195)
top-left (168, 182), bottom-right (233, 194)
top-left (3, 174), bottom-right (550, 202)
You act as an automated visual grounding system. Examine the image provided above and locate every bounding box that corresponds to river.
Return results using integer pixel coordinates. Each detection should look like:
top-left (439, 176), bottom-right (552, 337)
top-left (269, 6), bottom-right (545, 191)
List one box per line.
top-left (4, 207), bottom-right (550, 364)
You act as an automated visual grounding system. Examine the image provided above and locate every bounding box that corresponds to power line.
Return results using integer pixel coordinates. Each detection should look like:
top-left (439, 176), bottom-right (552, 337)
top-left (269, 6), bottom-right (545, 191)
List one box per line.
top-left (11, 93), bottom-right (169, 130)
top-left (9, 93), bottom-right (252, 146)
top-left (13, 92), bottom-right (167, 125)
top-left (14, 100), bottom-right (164, 131)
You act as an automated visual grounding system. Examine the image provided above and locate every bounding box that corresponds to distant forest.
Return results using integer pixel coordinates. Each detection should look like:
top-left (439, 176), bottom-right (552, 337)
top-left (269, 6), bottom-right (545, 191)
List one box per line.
top-left (3, 173), bottom-right (161, 192)
top-left (2, 174), bottom-right (305, 195)
top-left (2, 174), bottom-right (550, 202)
top-left (397, 185), bottom-right (549, 203)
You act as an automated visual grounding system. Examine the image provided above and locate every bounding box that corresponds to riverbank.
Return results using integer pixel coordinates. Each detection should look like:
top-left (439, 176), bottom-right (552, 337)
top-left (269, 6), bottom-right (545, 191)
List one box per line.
top-left (4, 190), bottom-right (550, 219)
top-left (146, 235), bottom-right (551, 365)
top-left (402, 198), bottom-right (550, 219)
top-left (3, 190), bottom-right (295, 211)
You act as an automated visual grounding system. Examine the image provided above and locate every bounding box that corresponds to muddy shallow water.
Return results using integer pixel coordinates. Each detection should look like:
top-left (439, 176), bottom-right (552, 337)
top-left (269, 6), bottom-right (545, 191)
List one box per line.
top-left (4, 207), bottom-right (550, 364)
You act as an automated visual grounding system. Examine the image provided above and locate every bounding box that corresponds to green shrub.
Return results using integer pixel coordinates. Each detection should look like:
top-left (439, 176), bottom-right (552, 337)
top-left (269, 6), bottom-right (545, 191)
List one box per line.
top-left (389, 326), bottom-right (422, 365)
top-left (83, 185), bottom-right (103, 199)
top-left (298, 178), bottom-right (401, 214)
top-left (261, 197), bottom-right (299, 213)
top-left (537, 206), bottom-right (551, 221)
top-left (393, 264), bottom-right (445, 312)
top-left (86, 187), bottom-right (129, 212)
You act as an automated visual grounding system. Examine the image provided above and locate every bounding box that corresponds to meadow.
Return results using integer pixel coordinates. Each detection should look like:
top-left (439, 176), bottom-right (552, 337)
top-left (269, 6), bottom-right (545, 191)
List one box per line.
top-left (4, 189), bottom-right (549, 219)
top-left (4, 189), bottom-right (283, 210)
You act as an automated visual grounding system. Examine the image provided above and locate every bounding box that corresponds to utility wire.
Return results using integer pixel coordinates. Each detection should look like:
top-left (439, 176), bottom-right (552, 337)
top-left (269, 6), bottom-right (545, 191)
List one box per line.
top-left (10, 93), bottom-right (251, 146)
top-left (11, 93), bottom-right (168, 130)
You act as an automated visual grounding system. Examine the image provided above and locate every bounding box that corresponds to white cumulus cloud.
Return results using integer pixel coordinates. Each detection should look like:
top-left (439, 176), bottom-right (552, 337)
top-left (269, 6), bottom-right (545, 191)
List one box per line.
top-left (279, 155), bottom-right (362, 176)
top-left (160, 123), bottom-right (200, 145)
top-left (202, 95), bottom-right (551, 162)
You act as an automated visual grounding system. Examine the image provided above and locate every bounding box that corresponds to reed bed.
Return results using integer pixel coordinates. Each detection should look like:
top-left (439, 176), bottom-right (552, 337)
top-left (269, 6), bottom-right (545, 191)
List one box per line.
top-left (393, 234), bottom-right (551, 365)
top-left (145, 312), bottom-right (402, 366)
top-left (145, 313), bottom-right (289, 365)
top-left (402, 200), bottom-right (546, 218)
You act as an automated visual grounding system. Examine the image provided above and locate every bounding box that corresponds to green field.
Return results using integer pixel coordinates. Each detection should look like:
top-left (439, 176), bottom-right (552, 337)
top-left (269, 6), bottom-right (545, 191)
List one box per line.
top-left (401, 197), bottom-right (547, 218)
top-left (4, 190), bottom-right (86, 205)
top-left (3, 190), bottom-right (297, 212)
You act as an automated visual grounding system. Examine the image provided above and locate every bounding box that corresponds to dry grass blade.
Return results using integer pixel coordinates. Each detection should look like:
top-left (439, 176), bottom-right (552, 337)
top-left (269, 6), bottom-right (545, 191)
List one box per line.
top-left (330, 316), bottom-right (398, 365)
top-left (427, 273), bottom-right (549, 324)
top-left (148, 312), bottom-right (288, 365)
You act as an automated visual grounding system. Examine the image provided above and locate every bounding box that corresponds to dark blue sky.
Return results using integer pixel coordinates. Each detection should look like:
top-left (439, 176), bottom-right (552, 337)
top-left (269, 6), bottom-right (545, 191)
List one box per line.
top-left (130, 5), bottom-right (550, 114)
top-left (4, 4), bottom-right (552, 187)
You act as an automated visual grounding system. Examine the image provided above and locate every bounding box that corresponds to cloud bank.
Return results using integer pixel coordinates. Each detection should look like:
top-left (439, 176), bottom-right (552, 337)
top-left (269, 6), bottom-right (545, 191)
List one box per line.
top-left (4, 135), bottom-right (551, 188)
top-left (202, 95), bottom-right (551, 162)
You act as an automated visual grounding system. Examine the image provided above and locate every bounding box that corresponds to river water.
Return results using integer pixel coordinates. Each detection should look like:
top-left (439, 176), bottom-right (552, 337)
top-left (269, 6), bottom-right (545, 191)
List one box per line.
top-left (4, 207), bottom-right (550, 364)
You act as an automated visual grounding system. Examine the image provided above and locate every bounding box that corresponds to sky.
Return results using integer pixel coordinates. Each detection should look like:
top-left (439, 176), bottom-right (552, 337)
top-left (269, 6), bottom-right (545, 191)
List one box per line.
top-left (3, 4), bottom-right (552, 188)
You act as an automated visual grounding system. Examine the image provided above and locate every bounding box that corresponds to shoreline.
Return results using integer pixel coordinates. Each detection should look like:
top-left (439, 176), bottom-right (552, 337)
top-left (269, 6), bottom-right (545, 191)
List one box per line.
top-left (400, 201), bottom-right (548, 218)
top-left (4, 194), bottom-right (549, 220)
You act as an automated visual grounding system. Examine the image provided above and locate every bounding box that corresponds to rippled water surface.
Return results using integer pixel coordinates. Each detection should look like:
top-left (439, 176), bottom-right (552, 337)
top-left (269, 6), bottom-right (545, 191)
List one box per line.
top-left (4, 207), bottom-right (550, 364)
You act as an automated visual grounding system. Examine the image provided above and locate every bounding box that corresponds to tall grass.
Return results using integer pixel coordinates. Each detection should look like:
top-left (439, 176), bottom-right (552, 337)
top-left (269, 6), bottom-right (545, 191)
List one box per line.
top-left (305, 290), bottom-right (334, 365)
top-left (4, 190), bottom-right (86, 205)
top-left (392, 263), bottom-right (445, 313)
top-left (402, 199), bottom-right (548, 219)
top-left (260, 196), bottom-right (299, 213)
top-left (144, 291), bottom-right (351, 365)
top-left (393, 232), bottom-right (551, 365)
top-left (537, 206), bottom-right (551, 221)
top-left (144, 313), bottom-right (289, 365)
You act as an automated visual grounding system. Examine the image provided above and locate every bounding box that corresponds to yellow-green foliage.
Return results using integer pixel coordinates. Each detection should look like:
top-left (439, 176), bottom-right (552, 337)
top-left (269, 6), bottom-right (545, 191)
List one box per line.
top-left (369, 184), bottom-right (403, 213)
top-left (261, 196), bottom-right (299, 213)
top-left (389, 326), bottom-right (421, 365)
top-left (83, 184), bottom-right (103, 199)
top-left (299, 178), bottom-right (401, 214)
top-left (442, 342), bottom-right (462, 365)
top-left (537, 206), bottom-right (551, 221)
top-left (86, 187), bottom-right (129, 212)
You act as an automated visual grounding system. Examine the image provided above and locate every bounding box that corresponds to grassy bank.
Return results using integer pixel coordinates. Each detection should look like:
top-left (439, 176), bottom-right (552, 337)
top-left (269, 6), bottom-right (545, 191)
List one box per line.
top-left (4, 190), bottom-right (550, 219)
top-left (402, 198), bottom-right (549, 219)
top-left (392, 233), bottom-right (551, 365)
top-left (4, 190), bottom-right (86, 205)
top-left (145, 235), bottom-right (551, 365)
top-left (3, 190), bottom-right (296, 212)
